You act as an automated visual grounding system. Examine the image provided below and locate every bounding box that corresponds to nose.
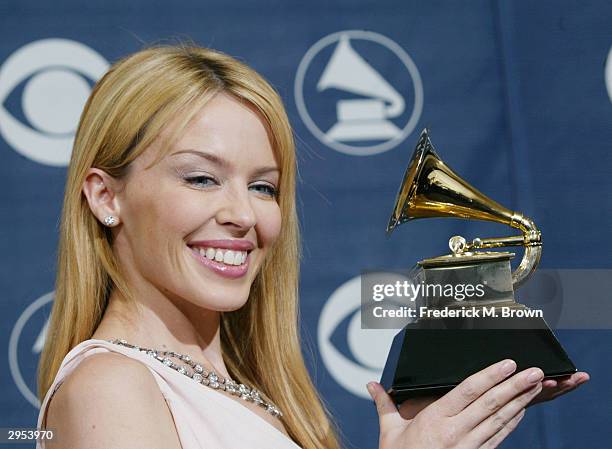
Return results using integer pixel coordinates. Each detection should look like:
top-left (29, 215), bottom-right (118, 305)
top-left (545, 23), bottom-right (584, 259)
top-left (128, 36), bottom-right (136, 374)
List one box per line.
top-left (215, 184), bottom-right (257, 230)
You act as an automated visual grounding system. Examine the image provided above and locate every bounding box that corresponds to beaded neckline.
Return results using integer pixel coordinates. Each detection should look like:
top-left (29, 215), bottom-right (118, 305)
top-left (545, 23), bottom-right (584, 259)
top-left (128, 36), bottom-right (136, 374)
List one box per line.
top-left (107, 339), bottom-right (283, 418)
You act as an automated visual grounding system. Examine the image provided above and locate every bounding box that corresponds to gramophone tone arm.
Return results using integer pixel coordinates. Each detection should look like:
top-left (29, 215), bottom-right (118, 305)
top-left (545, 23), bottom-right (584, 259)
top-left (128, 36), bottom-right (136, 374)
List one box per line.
top-left (466, 235), bottom-right (527, 250)
top-left (449, 234), bottom-right (540, 253)
top-left (448, 214), bottom-right (542, 289)
top-left (466, 214), bottom-right (541, 250)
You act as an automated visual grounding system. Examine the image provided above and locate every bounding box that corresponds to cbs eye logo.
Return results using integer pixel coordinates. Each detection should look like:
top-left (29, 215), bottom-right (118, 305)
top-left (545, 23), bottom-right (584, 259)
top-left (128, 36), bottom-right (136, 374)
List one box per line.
top-left (317, 274), bottom-right (398, 399)
top-left (0, 38), bottom-right (108, 166)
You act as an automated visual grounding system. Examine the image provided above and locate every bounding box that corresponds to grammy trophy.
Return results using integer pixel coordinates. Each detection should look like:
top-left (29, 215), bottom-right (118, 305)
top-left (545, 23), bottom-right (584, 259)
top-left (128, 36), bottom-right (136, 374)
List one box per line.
top-left (380, 129), bottom-right (576, 403)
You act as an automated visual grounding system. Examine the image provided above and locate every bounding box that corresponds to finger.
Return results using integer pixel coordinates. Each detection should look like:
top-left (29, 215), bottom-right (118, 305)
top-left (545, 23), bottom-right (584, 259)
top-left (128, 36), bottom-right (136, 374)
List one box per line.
top-left (545, 373), bottom-right (585, 399)
top-left (479, 408), bottom-right (526, 449)
top-left (577, 372), bottom-right (590, 384)
top-left (547, 384), bottom-right (578, 401)
top-left (560, 372), bottom-right (589, 388)
top-left (434, 359), bottom-right (517, 417)
top-left (367, 382), bottom-right (403, 430)
top-left (544, 374), bottom-right (588, 401)
top-left (554, 376), bottom-right (578, 392)
top-left (529, 382), bottom-right (557, 405)
top-left (459, 367), bottom-right (543, 429)
top-left (469, 382), bottom-right (541, 446)
top-left (532, 372), bottom-right (589, 404)
top-left (547, 372), bottom-right (588, 389)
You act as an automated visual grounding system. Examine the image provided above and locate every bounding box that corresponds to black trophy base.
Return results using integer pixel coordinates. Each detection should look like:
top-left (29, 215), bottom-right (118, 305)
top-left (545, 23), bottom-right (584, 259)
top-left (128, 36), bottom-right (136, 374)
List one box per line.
top-left (380, 316), bottom-right (577, 404)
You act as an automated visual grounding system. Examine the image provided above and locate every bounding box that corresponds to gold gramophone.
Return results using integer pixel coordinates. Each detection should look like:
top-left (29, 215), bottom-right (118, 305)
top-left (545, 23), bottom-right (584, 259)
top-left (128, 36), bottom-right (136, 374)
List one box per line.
top-left (380, 129), bottom-right (576, 403)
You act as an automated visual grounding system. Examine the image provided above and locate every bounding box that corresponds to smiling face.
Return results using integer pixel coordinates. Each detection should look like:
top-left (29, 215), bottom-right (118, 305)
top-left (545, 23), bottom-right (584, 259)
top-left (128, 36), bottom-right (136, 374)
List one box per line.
top-left (111, 92), bottom-right (282, 312)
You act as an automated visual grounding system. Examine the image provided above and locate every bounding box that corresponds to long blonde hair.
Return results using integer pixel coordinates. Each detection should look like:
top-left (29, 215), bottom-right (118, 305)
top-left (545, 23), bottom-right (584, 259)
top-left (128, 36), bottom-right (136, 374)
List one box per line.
top-left (37, 42), bottom-right (341, 449)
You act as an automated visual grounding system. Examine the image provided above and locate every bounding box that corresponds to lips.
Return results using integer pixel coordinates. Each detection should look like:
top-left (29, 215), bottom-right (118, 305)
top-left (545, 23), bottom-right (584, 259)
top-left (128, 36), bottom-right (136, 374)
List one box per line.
top-left (187, 240), bottom-right (254, 279)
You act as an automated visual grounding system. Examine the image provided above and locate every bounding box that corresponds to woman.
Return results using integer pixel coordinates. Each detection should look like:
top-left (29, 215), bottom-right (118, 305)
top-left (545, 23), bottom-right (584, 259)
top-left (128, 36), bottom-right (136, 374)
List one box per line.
top-left (36, 44), bottom-right (588, 449)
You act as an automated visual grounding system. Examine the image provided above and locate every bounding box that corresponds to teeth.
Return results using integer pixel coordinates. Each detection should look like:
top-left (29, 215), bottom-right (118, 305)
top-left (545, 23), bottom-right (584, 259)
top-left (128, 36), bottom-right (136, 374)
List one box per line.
top-left (192, 246), bottom-right (248, 266)
top-left (223, 251), bottom-right (235, 265)
top-left (214, 250), bottom-right (224, 262)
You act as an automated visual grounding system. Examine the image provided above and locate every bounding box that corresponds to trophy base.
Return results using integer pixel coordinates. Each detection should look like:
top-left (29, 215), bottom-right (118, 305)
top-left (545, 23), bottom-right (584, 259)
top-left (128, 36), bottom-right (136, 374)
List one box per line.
top-left (381, 316), bottom-right (577, 404)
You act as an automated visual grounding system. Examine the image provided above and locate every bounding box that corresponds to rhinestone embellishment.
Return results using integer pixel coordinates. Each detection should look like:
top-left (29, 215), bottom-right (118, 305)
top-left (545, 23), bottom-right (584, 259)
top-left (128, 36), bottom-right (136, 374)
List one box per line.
top-left (108, 339), bottom-right (282, 418)
top-left (103, 215), bottom-right (118, 226)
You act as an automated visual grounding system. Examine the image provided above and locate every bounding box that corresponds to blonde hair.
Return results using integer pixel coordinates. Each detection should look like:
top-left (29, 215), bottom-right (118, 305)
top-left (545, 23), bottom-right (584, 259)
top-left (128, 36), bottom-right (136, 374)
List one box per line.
top-left (37, 42), bottom-right (341, 449)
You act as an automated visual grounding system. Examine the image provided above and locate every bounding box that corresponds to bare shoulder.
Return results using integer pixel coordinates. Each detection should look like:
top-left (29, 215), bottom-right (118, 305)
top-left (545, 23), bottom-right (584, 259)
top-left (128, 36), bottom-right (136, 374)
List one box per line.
top-left (44, 351), bottom-right (182, 449)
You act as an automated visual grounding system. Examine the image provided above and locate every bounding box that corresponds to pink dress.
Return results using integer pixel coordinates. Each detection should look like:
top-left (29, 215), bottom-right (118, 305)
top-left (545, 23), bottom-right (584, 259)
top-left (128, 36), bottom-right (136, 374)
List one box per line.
top-left (36, 338), bottom-right (302, 449)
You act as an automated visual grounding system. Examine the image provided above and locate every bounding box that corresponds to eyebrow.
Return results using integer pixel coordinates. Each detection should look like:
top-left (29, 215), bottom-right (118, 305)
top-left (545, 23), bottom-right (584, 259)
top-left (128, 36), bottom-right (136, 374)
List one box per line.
top-left (171, 149), bottom-right (280, 176)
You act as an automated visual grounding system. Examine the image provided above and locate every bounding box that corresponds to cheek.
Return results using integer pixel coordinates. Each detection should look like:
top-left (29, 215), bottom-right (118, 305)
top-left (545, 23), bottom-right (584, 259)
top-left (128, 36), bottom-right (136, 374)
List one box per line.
top-left (127, 187), bottom-right (202, 258)
top-left (256, 203), bottom-right (282, 246)
top-left (147, 203), bottom-right (186, 237)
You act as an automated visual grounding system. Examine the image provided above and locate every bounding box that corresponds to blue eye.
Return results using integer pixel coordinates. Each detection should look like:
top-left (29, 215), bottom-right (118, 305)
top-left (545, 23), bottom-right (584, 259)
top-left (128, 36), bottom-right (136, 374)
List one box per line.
top-left (184, 175), bottom-right (277, 198)
top-left (250, 183), bottom-right (278, 198)
top-left (185, 175), bottom-right (216, 188)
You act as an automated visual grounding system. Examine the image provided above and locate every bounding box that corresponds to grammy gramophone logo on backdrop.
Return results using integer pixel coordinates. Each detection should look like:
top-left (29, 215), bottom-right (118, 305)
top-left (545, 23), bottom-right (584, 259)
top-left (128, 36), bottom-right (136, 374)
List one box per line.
top-left (294, 30), bottom-right (423, 156)
top-left (9, 291), bottom-right (54, 408)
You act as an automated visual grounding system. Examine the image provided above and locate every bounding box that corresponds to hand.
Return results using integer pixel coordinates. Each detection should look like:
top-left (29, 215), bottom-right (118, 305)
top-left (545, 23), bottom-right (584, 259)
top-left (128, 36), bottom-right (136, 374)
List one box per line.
top-left (393, 371), bottom-right (590, 418)
top-left (531, 371), bottom-right (589, 405)
top-left (368, 360), bottom-right (544, 449)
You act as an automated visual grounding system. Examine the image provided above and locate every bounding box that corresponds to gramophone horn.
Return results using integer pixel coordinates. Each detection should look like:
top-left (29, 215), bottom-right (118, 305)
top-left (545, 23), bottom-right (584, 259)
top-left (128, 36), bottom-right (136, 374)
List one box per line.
top-left (386, 128), bottom-right (542, 288)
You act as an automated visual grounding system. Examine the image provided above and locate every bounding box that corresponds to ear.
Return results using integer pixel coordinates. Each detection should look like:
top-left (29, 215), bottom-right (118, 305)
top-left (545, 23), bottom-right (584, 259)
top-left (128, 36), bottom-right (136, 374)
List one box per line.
top-left (82, 168), bottom-right (123, 226)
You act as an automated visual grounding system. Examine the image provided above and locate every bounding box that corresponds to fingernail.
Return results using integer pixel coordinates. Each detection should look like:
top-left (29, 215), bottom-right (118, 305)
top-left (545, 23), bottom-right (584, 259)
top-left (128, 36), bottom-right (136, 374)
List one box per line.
top-left (366, 382), bottom-right (375, 396)
top-left (528, 368), bottom-right (544, 383)
top-left (502, 359), bottom-right (517, 376)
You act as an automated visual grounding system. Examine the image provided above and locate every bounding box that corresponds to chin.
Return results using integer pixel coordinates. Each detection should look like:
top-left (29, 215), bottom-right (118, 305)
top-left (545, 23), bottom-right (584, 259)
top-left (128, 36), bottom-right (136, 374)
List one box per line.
top-left (190, 293), bottom-right (250, 313)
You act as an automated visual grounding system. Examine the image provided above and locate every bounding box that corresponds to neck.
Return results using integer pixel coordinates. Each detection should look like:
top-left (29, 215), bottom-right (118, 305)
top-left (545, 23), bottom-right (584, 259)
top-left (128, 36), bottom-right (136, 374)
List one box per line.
top-left (94, 285), bottom-right (229, 377)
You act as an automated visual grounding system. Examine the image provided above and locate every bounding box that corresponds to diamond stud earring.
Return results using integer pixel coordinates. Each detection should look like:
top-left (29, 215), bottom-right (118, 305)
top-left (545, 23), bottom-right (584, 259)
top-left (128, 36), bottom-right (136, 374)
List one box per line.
top-left (104, 215), bottom-right (118, 226)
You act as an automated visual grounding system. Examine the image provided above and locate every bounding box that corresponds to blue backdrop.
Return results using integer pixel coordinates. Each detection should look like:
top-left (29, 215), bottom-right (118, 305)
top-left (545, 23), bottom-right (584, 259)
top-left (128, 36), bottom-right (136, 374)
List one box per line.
top-left (1, 1), bottom-right (610, 448)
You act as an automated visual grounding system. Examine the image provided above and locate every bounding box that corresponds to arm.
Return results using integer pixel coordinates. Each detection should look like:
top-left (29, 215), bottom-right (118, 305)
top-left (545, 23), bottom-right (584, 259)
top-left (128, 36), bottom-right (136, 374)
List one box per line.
top-left (45, 352), bottom-right (182, 449)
